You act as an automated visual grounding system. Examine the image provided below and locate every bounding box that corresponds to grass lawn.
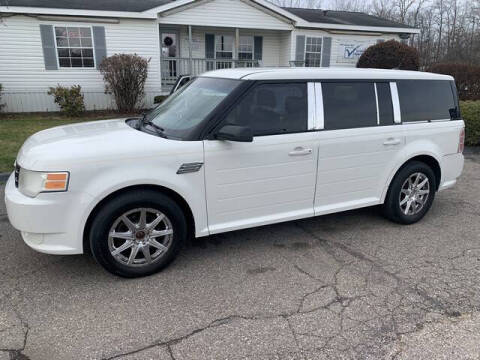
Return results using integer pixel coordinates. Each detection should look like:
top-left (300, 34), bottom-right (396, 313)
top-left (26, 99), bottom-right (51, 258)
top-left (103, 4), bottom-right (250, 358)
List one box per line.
top-left (0, 111), bottom-right (139, 173)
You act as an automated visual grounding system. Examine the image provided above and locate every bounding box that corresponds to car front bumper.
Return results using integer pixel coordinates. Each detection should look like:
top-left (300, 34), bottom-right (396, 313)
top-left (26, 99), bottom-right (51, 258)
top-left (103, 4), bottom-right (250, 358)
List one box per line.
top-left (4, 173), bottom-right (93, 255)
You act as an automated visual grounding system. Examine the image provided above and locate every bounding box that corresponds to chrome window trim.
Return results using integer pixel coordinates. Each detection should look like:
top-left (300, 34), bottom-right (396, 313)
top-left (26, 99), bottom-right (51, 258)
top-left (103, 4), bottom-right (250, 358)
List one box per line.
top-left (314, 82), bottom-right (324, 130)
top-left (307, 82), bottom-right (316, 130)
top-left (390, 82), bottom-right (401, 124)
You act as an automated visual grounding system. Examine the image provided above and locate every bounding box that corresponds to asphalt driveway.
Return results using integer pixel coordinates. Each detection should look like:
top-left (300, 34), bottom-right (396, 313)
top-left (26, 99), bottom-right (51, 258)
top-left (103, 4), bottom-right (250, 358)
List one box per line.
top-left (1, 151), bottom-right (479, 360)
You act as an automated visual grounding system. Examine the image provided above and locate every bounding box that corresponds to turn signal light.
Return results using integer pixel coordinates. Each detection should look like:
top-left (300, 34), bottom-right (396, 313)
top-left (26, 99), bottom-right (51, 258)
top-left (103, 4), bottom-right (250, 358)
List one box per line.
top-left (45, 173), bottom-right (69, 191)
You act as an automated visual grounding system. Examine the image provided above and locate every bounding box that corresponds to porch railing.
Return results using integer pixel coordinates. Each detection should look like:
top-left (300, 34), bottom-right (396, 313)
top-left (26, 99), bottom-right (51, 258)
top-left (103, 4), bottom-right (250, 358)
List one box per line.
top-left (161, 57), bottom-right (260, 88)
top-left (289, 60), bottom-right (305, 67)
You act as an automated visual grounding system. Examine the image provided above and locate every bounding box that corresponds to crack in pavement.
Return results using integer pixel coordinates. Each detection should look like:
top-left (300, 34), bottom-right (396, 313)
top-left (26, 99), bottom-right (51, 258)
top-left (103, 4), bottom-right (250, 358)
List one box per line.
top-left (2, 155), bottom-right (480, 359)
top-left (106, 218), bottom-right (472, 360)
top-left (104, 313), bottom-right (290, 360)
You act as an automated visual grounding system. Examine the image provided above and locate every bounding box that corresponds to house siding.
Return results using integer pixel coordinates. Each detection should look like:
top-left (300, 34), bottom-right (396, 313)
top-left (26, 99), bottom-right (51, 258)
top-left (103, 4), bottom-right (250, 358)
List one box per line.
top-left (291, 29), bottom-right (400, 67)
top-left (158, 0), bottom-right (293, 30)
top-left (0, 4), bottom-right (411, 113)
top-left (0, 15), bottom-right (160, 112)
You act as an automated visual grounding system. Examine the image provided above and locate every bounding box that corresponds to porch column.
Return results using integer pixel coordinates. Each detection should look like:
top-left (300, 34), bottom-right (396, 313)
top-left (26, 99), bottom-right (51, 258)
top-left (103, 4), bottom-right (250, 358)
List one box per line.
top-left (234, 28), bottom-right (239, 68)
top-left (188, 25), bottom-right (193, 74)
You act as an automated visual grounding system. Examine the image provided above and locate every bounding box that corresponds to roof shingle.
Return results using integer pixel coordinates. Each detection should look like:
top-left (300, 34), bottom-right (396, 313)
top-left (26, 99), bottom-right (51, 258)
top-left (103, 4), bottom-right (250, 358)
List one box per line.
top-left (0, 0), bottom-right (416, 30)
top-left (0, 0), bottom-right (175, 12)
top-left (282, 7), bottom-right (415, 29)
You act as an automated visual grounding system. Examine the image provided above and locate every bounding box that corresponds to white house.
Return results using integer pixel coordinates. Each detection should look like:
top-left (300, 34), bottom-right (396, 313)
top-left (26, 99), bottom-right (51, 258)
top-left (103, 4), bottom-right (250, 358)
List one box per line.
top-left (0, 0), bottom-right (419, 112)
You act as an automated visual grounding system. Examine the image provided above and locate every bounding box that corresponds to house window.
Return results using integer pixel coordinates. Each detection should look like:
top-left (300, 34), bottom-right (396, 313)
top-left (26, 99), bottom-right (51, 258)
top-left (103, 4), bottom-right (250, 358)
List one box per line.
top-left (305, 37), bottom-right (322, 67)
top-left (238, 36), bottom-right (254, 60)
top-left (215, 35), bottom-right (233, 59)
top-left (55, 26), bottom-right (95, 68)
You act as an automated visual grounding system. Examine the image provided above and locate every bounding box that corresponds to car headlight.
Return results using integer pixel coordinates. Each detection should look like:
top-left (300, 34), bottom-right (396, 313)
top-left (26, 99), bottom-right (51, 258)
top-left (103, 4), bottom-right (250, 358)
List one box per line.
top-left (17, 167), bottom-right (69, 197)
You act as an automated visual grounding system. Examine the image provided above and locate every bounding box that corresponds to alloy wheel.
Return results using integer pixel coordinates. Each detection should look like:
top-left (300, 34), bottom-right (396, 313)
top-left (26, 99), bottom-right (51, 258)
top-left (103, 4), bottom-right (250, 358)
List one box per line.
top-left (107, 208), bottom-right (173, 267)
top-left (399, 172), bottom-right (430, 216)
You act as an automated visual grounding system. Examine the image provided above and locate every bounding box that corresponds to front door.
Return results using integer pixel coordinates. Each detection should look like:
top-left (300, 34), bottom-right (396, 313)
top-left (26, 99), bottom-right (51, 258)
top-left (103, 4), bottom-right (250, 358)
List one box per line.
top-left (203, 82), bottom-right (319, 234)
top-left (160, 30), bottom-right (179, 87)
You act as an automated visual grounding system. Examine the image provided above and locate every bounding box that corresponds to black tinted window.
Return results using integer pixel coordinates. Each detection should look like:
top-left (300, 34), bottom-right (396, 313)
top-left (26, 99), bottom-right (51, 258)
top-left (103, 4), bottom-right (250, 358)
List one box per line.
top-left (224, 83), bottom-right (308, 136)
top-left (376, 82), bottom-right (394, 126)
top-left (397, 80), bottom-right (455, 122)
top-left (322, 82), bottom-right (377, 130)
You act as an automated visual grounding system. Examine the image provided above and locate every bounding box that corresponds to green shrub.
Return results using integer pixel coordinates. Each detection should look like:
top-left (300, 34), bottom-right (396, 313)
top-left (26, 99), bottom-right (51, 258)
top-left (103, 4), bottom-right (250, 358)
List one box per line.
top-left (460, 101), bottom-right (480, 146)
top-left (0, 84), bottom-right (5, 111)
top-left (154, 95), bottom-right (168, 104)
top-left (357, 40), bottom-right (419, 70)
top-left (47, 84), bottom-right (85, 116)
top-left (99, 54), bottom-right (150, 113)
top-left (428, 63), bottom-right (480, 101)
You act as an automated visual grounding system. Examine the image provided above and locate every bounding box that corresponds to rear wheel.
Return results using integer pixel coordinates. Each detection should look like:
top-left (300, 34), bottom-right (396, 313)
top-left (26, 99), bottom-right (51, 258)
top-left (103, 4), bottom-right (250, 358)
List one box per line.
top-left (89, 190), bottom-right (186, 277)
top-left (383, 161), bottom-right (436, 224)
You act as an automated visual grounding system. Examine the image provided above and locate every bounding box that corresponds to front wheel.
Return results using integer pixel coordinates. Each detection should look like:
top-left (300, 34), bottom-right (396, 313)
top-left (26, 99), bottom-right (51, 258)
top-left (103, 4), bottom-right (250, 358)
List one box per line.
top-left (382, 161), bottom-right (436, 224)
top-left (89, 190), bottom-right (187, 277)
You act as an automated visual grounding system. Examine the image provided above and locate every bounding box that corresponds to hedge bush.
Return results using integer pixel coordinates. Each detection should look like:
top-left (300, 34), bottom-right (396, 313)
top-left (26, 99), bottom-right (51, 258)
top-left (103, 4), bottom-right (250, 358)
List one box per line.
top-left (428, 63), bottom-right (480, 101)
top-left (357, 40), bottom-right (419, 70)
top-left (154, 95), bottom-right (168, 104)
top-left (99, 54), bottom-right (150, 113)
top-left (47, 84), bottom-right (85, 116)
top-left (460, 101), bottom-right (480, 146)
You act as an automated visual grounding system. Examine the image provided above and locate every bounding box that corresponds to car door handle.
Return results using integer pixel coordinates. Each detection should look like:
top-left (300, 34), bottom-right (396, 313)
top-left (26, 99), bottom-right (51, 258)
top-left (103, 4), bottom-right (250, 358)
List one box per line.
top-left (289, 147), bottom-right (313, 156)
top-left (383, 138), bottom-right (401, 146)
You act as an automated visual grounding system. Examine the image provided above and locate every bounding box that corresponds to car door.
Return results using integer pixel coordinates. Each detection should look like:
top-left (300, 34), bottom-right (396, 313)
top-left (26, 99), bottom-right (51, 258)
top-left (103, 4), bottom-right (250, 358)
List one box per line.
top-left (203, 82), bottom-right (320, 234)
top-left (314, 81), bottom-right (406, 214)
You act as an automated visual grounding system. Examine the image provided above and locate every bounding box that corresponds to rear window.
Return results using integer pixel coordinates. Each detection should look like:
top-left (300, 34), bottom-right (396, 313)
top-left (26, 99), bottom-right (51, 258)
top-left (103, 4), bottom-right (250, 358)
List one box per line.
top-left (397, 80), bottom-right (456, 122)
top-left (322, 82), bottom-right (377, 130)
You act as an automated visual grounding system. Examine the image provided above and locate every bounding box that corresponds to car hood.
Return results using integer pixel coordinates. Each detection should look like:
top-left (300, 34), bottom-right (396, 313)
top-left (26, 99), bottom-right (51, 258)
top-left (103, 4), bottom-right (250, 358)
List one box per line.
top-left (16, 119), bottom-right (177, 170)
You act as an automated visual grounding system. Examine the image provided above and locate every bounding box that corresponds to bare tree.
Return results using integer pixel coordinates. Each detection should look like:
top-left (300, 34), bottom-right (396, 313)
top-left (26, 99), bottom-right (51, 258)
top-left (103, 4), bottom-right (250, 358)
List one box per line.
top-left (372, 0), bottom-right (395, 19)
top-left (268, 0), bottom-right (480, 65)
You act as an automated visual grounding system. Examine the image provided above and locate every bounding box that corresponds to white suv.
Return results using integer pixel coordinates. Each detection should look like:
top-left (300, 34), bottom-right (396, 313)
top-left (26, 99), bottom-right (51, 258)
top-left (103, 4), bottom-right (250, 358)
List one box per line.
top-left (5, 68), bottom-right (465, 277)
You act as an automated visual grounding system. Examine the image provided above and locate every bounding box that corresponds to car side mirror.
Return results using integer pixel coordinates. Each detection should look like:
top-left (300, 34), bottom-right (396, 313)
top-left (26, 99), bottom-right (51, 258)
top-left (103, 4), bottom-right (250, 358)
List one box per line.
top-left (216, 124), bottom-right (253, 142)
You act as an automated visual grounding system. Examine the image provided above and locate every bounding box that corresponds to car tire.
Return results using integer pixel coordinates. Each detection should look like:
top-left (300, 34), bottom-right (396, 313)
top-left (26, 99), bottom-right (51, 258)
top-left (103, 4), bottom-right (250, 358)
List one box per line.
top-left (89, 189), bottom-right (187, 278)
top-left (382, 161), bottom-right (436, 225)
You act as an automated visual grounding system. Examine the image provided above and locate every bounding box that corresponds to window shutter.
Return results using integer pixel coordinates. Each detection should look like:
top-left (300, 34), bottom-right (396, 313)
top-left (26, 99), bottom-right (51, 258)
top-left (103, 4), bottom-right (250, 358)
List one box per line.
top-left (254, 36), bottom-right (263, 60)
top-left (205, 34), bottom-right (215, 59)
top-left (92, 26), bottom-right (107, 69)
top-left (321, 37), bottom-right (332, 67)
top-left (295, 35), bottom-right (305, 63)
top-left (39, 25), bottom-right (58, 70)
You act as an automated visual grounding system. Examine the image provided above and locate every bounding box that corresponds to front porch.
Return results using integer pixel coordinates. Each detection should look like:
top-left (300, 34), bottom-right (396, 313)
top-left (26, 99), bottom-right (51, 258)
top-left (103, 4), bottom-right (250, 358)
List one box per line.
top-left (160, 57), bottom-right (260, 89)
top-left (158, 24), bottom-right (292, 91)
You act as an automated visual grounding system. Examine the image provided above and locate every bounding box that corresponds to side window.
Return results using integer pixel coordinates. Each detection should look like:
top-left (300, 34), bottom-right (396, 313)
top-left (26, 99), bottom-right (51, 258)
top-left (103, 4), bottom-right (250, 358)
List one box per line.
top-left (397, 80), bottom-right (456, 122)
top-left (322, 82), bottom-right (377, 130)
top-left (376, 82), bottom-right (394, 126)
top-left (224, 83), bottom-right (308, 136)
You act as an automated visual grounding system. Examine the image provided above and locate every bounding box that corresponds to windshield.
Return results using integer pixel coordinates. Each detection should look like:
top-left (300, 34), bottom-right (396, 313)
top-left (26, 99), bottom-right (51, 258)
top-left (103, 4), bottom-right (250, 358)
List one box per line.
top-left (144, 77), bottom-right (241, 139)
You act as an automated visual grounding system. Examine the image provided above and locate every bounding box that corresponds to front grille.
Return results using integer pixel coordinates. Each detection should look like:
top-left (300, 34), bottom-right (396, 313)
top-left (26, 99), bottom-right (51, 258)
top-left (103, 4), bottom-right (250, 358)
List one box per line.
top-left (14, 163), bottom-right (20, 188)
